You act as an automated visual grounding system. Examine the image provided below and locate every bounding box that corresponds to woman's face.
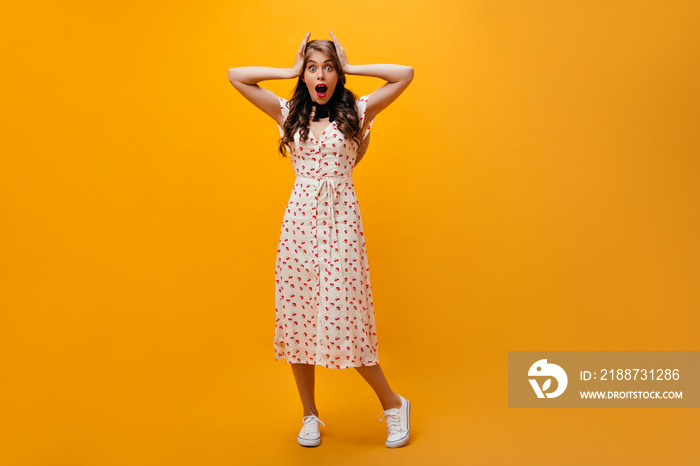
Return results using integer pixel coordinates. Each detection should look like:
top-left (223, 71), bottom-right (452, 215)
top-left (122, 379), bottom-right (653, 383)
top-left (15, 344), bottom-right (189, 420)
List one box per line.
top-left (302, 50), bottom-right (338, 106)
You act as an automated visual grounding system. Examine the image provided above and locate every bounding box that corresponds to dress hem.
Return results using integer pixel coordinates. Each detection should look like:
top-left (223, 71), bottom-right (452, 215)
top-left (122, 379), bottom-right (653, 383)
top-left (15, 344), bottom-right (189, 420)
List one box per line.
top-left (274, 352), bottom-right (379, 369)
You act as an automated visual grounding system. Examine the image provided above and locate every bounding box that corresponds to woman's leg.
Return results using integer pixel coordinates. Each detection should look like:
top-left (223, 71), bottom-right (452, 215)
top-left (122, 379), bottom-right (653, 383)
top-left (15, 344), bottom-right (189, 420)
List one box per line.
top-left (291, 363), bottom-right (319, 417)
top-left (355, 364), bottom-right (401, 410)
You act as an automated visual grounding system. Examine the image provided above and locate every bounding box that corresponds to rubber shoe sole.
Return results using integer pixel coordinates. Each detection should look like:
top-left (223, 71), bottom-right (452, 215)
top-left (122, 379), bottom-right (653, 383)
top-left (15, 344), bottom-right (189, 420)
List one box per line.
top-left (297, 435), bottom-right (321, 447)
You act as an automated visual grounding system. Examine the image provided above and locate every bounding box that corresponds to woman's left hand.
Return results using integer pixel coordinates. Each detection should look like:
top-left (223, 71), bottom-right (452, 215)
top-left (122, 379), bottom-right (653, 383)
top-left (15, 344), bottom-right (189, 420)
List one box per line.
top-left (329, 30), bottom-right (351, 73)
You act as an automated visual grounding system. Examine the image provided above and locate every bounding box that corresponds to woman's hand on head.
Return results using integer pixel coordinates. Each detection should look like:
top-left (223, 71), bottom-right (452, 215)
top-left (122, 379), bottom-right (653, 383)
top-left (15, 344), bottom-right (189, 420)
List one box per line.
top-left (291, 31), bottom-right (311, 77)
top-left (329, 30), bottom-right (350, 72)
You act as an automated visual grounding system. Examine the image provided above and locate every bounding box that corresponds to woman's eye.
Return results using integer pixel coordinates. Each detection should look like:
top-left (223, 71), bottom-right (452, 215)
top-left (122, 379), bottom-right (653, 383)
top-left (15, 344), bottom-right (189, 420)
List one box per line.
top-left (325, 66), bottom-right (333, 71)
top-left (308, 66), bottom-right (316, 71)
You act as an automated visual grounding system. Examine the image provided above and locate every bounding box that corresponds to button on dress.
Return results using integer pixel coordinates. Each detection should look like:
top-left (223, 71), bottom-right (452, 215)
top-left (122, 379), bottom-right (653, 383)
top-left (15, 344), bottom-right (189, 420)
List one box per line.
top-left (273, 94), bottom-right (377, 369)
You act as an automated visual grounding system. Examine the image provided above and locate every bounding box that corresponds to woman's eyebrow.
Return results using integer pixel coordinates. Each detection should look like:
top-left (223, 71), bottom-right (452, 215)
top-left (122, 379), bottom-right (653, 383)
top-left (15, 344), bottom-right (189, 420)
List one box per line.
top-left (307, 60), bottom-right (333, 64)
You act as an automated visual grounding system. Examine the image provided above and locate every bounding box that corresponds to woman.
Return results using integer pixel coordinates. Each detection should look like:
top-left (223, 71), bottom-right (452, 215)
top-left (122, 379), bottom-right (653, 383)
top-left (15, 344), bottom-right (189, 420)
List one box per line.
top-left (228, 31), bottom-right (414, 448)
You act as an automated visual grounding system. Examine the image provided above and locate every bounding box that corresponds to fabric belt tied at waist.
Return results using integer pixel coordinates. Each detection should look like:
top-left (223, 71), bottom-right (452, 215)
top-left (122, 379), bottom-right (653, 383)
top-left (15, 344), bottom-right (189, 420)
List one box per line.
top-left (295, 174), bottom-right (352, 228)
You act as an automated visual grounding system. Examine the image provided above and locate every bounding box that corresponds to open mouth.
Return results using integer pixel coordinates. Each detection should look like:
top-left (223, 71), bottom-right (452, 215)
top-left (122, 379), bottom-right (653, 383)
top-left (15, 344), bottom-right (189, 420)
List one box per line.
top-left (315, 84), bottom-right (328, 98)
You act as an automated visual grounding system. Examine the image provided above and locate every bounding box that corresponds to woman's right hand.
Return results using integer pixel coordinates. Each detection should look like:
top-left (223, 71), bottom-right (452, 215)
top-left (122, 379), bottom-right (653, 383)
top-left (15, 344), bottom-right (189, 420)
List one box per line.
top-left (290, 32), bottom-right (310, 77)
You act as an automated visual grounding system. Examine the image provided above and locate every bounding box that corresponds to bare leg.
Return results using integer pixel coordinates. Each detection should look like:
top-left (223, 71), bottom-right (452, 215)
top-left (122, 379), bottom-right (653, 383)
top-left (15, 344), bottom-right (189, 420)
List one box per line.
top-left (291, 363), bottom-right (319, 417)
top-left (355, 364), bottom-right (401, 410)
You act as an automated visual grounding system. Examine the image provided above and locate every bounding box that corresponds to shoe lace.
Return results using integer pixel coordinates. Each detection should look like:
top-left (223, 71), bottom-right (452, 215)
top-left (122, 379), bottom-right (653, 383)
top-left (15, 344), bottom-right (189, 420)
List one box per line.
top-left (301, 414), bottom-right (325, 436)
top-left (377, 408), bottom-right (402, 434)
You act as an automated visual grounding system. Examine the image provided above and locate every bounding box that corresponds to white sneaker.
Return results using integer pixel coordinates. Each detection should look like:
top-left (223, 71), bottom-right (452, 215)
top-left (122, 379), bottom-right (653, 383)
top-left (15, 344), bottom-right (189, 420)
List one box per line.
top-left (297, 414), bottom-right (325, 447)
top-left (377, 394), bottom-right (411, 448)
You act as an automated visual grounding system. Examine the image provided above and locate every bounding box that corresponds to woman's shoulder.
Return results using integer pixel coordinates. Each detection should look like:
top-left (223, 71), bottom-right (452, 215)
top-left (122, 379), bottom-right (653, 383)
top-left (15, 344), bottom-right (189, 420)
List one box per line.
top-left (354, 93), bottom-right (375, 139)
top-left (355, 93), bottom-right (373, 114)
top-left (355, 93), bottom-right (373, 113)
top-left (355, 94), bottom-right (372, 107)
top-left (278, 96), bottom-right (290, 120)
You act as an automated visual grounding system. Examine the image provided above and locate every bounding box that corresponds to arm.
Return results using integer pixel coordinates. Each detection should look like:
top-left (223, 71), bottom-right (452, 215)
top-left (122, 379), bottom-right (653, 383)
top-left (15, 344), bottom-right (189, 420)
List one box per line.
top-left (330, 31), bottom-right (413, 125)
top-left (228, 32), bottom-right (310, 126)
top-left (228, 67), bottom-right (295, 126)
top-left (344, 64), bottom-right (414, 124)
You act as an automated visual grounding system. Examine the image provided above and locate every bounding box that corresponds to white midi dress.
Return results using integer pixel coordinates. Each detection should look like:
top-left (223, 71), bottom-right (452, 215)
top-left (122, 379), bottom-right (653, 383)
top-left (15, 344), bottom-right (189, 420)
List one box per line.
top-left (273, 94), bottom-right (378, 369)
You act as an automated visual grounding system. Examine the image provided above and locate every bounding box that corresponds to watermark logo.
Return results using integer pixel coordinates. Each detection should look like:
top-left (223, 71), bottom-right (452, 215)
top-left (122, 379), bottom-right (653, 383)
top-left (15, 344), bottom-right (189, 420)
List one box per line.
top-left (528, 359), bottom-right (568, 398)
top-left (509, 351), bottom-right (699, 408)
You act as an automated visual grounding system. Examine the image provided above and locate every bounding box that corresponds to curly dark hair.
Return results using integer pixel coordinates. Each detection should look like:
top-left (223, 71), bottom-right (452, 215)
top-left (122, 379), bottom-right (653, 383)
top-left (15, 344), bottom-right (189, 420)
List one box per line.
top-left (279, 39), bottom-right (363, 157)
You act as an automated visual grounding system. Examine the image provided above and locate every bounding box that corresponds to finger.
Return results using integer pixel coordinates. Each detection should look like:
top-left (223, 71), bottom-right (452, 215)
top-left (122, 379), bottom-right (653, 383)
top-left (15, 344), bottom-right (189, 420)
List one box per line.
top-left (330, 31), bottom-right (342, 48)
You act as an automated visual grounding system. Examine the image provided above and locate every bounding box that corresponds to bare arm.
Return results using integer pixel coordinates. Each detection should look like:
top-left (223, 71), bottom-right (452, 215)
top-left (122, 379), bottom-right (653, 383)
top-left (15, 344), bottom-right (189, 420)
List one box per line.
top-left (228, 32), bottom-right (310, 126)
top-left (228, 67), bottom-right (295, 126)
top-left (330, 31), bottom-right (414, 125)
top-left (344, 64), bottom-right (414, 123)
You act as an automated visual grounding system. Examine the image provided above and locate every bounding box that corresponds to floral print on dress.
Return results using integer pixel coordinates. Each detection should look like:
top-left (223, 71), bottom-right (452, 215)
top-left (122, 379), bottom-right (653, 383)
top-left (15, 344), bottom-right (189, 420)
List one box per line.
top-left (273, 94), bottom-right (378, 369)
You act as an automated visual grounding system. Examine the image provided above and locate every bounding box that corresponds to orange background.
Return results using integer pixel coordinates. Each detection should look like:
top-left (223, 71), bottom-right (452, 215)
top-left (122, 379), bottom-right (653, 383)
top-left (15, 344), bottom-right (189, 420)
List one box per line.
top-left (1, 1), bottom-right (699, 465)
